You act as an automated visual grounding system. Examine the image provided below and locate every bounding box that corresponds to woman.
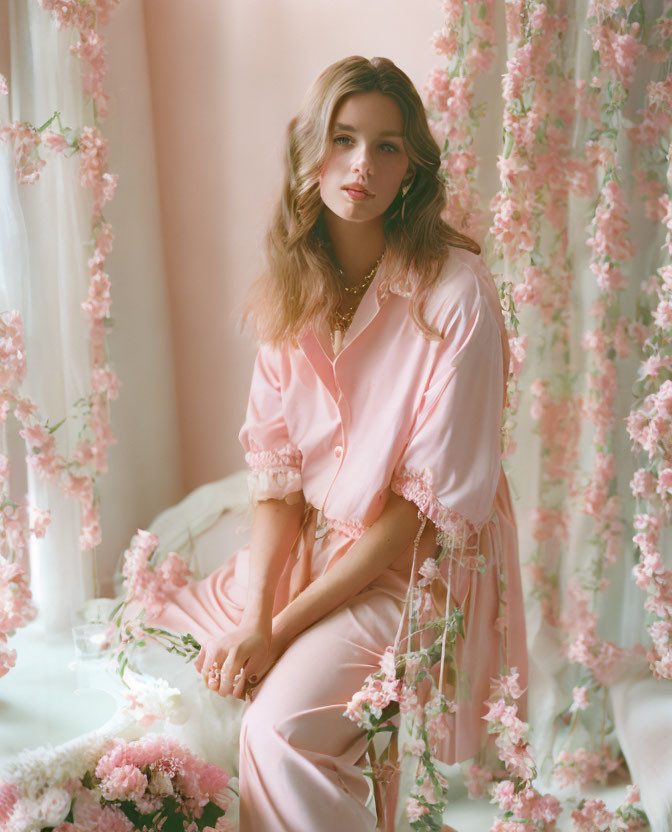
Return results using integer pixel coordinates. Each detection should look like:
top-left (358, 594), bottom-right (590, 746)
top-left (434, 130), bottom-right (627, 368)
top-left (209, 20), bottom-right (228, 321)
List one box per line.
top-left (144, 56), bottom-right (528, 831)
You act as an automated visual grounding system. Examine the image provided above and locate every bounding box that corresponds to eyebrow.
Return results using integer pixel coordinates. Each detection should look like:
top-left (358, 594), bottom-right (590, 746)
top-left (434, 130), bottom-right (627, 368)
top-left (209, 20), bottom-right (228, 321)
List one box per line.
top-left (332, 122), bottom-right (403, 137)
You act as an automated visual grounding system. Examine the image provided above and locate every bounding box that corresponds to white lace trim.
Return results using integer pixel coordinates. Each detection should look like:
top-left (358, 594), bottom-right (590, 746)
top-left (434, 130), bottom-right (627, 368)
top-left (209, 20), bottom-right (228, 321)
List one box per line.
top-left (244, 443), bottom-right (302, 503)
top-left (390, 466), bottom-right (478, 550)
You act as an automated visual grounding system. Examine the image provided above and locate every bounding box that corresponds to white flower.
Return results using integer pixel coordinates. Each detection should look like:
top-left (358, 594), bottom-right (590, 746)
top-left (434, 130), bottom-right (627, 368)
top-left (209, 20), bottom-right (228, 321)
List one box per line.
top-left (1, 732), bottom-right (115, 797)
top-left (123, 673), bottom-right (187, 725)
top-left (37, 787), bottom-right (71, 826)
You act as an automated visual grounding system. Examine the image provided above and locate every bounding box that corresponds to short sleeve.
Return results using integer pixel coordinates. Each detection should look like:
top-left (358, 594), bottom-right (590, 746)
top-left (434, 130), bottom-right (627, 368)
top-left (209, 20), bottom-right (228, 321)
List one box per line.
top-left (238, 344), bottom-right (303, 504)
top-left (390, 284), bottom-right (504, 549)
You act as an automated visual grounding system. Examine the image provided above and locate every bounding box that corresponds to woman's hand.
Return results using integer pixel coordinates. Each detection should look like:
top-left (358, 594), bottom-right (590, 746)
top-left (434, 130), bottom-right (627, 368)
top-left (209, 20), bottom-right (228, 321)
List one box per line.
top-left (193, 620), bottom-right (273, 699)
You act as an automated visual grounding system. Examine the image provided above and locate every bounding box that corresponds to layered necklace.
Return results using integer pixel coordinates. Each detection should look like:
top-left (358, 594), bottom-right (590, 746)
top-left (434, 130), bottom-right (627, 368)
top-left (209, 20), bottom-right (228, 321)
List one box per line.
top-left (330, 252), bottom-right (385, 346)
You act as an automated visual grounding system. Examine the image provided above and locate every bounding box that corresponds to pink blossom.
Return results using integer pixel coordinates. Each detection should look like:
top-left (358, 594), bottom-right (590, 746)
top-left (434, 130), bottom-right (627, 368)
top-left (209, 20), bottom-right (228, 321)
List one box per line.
top-left (463, 762), bottom-right (493, 798)
top-left (508, 335), bottom-right (527, 375)
top-left (417, 556), bottom-right (441, 586)
top-left (0, 74), bottom-right (7, 96)
top-left (131, 528), bottom-right (160, 556)
top-left (379, 645), bottom-right (397, 681)
top-left (424, 68), bottom-right (451, 110)
top-left (157, 551), bottom-right (191, 588)
top-left (482, 697), bottom-right (507, 724)
top-left (430, 26), bottom-right (458, 56)
top-left (403, 736), bottom-right (426, 756)
top-left (490, 668), bottom-right (525, 700)
top-left (570, 797), bottom-right (613, 831)
top-left (415, 775), bottom-right (439, 804)
top-left (623, 784), bottom-right (640, 805)
top-left (498, 741), bottom-right (535, 780)
top-left (405, 796), bottom-right (429, 821)
top-left (41, 130), bottom-right (69, 152)
top-left (81, 269), bottom-right (112, 322)
top-left (654, 299), bottom-right (672, 329)
top-left (640, 354), bottom-right (672, 378)
top-left (0, 121), bottom-right (46, 184)
top-left (589, 260), bottom-right (627, 291)
top-left (91, 367), bottom-right (121, 399)
top-left (30, 506), bottom-right (51, 538)
top-left (570, 686), bottom-right (589, 713)
top-left (79, 521), bottom-right (102, 550)
top-left (0, 780), bottom-right (19, 824)
top-left (499, 705), bottom-right (528, 744)
top-left (0, 636), bottom-right (17, 677)
top-left (399, 683), bottom-right (421, 717)
top-left (467, 41), bottom-right (495, 74)
top-left (658, 468), bottom-right (672, 496)
top-left (71, 787), bottom-right (135, 831)
top-left (656, 380), bottom-right (672, 414)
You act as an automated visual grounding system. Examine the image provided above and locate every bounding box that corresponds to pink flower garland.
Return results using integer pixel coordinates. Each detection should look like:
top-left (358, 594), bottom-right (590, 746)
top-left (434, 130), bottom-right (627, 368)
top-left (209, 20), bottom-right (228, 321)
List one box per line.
top-left (424, 0), bottom-right (497, 244)
top-left (623, 1), bottom-right (672, 683)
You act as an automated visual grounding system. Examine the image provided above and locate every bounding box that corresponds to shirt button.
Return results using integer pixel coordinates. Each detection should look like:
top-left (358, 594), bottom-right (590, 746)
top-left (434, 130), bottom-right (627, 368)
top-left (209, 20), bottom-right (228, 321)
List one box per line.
top-left (334, 445), bottom-right (343, 459)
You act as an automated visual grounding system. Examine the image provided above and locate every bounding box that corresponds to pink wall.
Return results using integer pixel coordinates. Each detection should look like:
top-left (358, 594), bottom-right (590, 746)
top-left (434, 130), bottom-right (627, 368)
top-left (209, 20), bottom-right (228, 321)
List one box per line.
top-left (143, 0), bottom-right (444, 492)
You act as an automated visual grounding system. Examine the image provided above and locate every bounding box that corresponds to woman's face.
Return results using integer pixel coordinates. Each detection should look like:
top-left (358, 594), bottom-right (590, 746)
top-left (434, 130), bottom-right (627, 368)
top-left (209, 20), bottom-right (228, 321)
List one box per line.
top-left (319, 91), bottom-right (411, 224)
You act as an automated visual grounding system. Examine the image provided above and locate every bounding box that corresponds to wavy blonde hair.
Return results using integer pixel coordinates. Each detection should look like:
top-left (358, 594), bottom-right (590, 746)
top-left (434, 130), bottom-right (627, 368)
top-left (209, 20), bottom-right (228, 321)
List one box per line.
top-left (242, 55), bottom-right (480, 346)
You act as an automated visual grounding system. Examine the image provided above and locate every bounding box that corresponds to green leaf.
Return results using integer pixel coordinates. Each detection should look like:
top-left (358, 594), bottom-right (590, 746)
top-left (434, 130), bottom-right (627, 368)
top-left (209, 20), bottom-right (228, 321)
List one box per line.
top-left (197, 801), bottom-right (227, 830)
top-left (117, 799), bottom-right (164, 830)
top-left (159, 809), bottom-right (186, 832)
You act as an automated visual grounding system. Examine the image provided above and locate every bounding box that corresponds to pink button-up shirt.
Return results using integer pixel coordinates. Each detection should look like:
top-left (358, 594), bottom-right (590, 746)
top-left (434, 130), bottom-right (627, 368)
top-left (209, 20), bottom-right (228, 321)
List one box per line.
top-left (238, 246), bottom-right (528, 765)
top-left (240, 246), bottom-right (504, 539)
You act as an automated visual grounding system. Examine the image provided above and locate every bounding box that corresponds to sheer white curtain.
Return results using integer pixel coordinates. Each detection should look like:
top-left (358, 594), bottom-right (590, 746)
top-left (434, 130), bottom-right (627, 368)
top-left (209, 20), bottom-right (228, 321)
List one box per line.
top-left (0, 0), bottom-right (183, 632)
top-left (2, 1), bottom-right (94, 632)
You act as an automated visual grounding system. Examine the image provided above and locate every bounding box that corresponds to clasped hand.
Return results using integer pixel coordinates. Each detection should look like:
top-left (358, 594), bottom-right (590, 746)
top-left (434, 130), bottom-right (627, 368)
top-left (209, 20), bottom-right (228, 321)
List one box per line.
top-left (193, 620), bottom-right (282, 699)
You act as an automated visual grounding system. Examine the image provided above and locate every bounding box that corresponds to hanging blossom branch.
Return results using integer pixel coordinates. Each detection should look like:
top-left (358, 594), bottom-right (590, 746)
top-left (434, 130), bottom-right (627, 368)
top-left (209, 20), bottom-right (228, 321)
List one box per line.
top-left (343, 551), bottom-right (475, 830)
top-left (424, 0), bottom-right (497, 243)
top-left (0, 116), bottom-right (119, 548)
top-left (107, 530), bottom-right (201, 685)
top-left (623, 3), bottom-right (672, 682)
top-left (0, 0), bottom-right (120, 676)
top-left (537, 0), bottom-right (649, 789)
top-left (0, 312), bottom-right (44, 678)
top-left (493, 0), bottom-right (583, 642)
top-left (423, 0), bottom-right (531, 467)
top-left (37, 0), bottom-right (121, 123)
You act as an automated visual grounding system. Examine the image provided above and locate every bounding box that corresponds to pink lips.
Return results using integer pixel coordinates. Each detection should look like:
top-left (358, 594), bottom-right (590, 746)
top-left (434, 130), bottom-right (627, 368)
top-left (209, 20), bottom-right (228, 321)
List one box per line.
top-left (342, 184), bottom-right (373, 202)
top-left (344, 188), bottom-right (370, 201)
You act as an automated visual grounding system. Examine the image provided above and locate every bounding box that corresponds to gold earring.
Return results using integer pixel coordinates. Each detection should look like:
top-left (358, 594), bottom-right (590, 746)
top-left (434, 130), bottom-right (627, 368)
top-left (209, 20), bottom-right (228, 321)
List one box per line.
top-left (401, 179), bottom-right (413, 198)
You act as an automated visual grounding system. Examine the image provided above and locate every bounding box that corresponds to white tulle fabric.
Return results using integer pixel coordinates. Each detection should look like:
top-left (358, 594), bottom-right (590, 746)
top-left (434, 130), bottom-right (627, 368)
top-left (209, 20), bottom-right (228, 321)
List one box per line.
top-left (1, 0), bottom-right (182, 632)
top-left (1, 2), bottom-right (98, 632)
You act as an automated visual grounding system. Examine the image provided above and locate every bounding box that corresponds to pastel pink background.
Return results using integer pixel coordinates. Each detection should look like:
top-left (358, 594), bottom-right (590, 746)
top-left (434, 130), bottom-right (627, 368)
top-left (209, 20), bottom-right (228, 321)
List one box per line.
top-left (139, 0), bottom-right (444, 490)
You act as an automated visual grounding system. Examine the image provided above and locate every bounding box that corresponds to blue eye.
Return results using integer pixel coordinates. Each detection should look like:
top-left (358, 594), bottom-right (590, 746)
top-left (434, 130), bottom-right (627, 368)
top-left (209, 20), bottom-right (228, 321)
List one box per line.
top-left (333, 135), bottom-right (352, 145)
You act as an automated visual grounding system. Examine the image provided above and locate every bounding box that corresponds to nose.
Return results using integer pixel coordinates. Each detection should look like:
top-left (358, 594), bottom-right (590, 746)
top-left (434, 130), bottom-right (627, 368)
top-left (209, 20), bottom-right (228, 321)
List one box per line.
top-left (351, 143), bottom-right (373, 177)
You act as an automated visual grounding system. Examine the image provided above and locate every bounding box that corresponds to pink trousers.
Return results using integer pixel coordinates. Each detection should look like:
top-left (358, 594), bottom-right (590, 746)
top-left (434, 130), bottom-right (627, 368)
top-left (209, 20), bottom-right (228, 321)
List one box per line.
top-left (142, 528), bottom-right (419, 832)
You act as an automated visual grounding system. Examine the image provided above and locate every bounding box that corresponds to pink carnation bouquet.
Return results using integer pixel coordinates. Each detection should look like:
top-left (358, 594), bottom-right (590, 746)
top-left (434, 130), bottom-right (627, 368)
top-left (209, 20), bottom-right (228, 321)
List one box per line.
top-left (0, 733), bottom-right (235, 832)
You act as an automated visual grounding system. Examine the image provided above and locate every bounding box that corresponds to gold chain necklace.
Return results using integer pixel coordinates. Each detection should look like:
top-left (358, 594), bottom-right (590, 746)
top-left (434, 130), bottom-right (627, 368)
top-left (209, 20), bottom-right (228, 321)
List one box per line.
top-left (330, 253), bottom-right (385, 336)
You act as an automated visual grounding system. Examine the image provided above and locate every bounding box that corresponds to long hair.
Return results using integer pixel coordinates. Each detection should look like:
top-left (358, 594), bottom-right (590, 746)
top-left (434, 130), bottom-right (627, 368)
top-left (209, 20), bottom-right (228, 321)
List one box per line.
top-left (241, 55), bottom-right (481, 346)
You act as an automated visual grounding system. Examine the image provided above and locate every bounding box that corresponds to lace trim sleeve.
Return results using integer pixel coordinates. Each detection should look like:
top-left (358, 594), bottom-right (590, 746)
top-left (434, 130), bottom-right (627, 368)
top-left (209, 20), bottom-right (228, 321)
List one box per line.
top-left (390, 466), bottom-right (478, 551)
top-left (244, 443), bottom-right (303, 504)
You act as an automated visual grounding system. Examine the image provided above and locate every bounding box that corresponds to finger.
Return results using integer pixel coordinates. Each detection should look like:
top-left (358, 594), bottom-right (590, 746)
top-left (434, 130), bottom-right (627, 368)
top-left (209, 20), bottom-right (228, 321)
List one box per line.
top-left (207, 664), bottom-right (222, 691)
top-left (231, 666), bottom-right (247, 700)
top-left (219, 655), bottom-right (244, 698)
top-left (194, 647), bottom-right (205, 673)
top-left (216, 654), bottom-right (236, 697)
